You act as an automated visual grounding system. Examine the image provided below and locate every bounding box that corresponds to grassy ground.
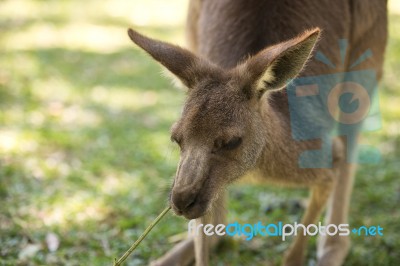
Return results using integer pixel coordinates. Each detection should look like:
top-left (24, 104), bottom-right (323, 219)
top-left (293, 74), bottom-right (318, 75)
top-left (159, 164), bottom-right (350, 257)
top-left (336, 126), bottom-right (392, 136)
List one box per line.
top-left (0, 1), bottom-right (399, 265)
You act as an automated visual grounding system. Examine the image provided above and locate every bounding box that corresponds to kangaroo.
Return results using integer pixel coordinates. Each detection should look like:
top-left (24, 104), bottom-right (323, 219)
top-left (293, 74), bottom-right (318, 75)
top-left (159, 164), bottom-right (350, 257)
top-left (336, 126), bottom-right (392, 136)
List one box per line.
top-left (128, 0), bottom-right (387, 265)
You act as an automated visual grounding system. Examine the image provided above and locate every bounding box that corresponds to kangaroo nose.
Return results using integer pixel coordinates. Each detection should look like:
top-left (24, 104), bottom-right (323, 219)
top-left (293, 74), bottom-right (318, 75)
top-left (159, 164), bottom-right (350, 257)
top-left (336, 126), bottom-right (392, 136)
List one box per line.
top-left (171, 187), bottom-right (198, 212)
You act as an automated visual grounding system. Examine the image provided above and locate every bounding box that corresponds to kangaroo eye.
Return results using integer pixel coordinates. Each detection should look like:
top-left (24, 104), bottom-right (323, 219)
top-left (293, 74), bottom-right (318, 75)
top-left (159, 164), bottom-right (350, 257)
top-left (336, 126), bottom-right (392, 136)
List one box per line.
top-left (222, 137), bottom-right (242, 150)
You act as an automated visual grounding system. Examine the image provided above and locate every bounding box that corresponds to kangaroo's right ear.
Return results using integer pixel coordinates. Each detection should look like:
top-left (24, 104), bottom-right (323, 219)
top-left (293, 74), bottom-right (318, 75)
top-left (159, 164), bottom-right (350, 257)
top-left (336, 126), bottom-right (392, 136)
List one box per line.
top-left (128, 29), bottom-right (222, 89)
top-left (236, 28), bottom-right (320, 99)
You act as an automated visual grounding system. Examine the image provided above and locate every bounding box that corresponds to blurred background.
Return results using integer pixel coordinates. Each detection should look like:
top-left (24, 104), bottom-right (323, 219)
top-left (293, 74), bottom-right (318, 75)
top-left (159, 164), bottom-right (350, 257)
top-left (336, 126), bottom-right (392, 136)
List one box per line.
top-left (0, 0), bottom-right (399, 265)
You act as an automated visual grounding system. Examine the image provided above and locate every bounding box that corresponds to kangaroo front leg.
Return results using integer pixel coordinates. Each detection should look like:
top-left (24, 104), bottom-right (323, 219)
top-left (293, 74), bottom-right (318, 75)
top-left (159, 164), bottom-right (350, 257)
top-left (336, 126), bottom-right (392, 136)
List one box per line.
top-left (317, 162), bottom-right (356, 266)
top-left (283, 182), bottom-right (333, 266)
top-left (195, 192), bottom-right (226, 266)
top-left (150, 216), bottom-right (214, 266)
top-left (194, 215), bottom-right (211, 266)
top-left (150, 237), bottom-right (194, 266)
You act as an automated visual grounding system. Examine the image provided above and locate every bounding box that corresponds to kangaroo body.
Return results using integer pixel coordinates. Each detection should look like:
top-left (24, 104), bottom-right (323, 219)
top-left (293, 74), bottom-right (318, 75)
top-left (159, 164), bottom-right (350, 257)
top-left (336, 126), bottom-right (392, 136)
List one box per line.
top-left (128, 0), bottom-right (387, 265)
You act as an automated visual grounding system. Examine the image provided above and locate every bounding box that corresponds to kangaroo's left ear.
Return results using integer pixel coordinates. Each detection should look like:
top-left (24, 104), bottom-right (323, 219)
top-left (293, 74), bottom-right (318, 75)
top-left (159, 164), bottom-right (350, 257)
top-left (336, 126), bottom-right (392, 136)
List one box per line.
top-left (128, 28), bottom-right (223, 89)
top-left (237, 28), bottom-right (320, 98)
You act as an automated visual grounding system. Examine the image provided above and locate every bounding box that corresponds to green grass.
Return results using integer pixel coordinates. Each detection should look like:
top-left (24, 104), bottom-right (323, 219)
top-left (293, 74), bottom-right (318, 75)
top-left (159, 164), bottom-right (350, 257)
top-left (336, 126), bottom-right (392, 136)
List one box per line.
top-left (0, 1), bottom-right (399, 265)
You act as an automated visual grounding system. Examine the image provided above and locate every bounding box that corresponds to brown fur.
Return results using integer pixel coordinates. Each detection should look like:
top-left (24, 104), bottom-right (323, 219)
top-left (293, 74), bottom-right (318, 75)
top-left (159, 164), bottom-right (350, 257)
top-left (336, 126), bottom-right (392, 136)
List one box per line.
top-left (127, 0), bottom-right (387, 265)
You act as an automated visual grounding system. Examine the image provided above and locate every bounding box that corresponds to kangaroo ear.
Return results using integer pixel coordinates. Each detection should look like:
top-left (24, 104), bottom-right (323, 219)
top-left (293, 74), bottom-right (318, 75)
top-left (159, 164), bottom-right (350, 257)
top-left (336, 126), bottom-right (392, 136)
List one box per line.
top-left (128, 28), bottom-right (221, 88)
top-left (238, 28), bottom-right (320, 98)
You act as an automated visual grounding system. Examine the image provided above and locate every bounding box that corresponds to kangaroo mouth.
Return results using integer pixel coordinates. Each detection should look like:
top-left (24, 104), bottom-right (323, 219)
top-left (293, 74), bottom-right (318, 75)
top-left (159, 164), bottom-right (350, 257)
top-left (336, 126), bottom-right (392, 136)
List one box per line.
top-left (170, 181), bottom-right (211, 220)
top-left (179, 197), bottom-right (209, 220)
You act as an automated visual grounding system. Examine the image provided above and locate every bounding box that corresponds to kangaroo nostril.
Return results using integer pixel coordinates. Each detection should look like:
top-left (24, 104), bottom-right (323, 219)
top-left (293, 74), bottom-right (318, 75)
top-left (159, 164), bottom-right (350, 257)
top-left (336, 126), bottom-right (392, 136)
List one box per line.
top-left (184, 197), bottom-right (197, 210)
top-left (171, 189), bottom-right (198, 212)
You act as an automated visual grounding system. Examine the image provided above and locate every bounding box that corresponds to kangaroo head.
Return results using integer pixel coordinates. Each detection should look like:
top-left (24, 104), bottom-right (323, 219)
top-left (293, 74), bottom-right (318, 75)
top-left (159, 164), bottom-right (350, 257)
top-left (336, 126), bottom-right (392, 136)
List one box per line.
top-left (128, 28), bottom-right (320, 219)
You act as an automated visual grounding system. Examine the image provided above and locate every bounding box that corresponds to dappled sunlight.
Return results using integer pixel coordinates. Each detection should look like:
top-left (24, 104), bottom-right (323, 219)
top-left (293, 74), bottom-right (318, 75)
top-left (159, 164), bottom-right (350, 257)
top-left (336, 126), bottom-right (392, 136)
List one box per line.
top-left (1, 0), bottom-right (187, 53)
top-left (39, 193), bottom-right (109, 227)
top-left (0, 129), bottom-right (26, 153)
top-left (379, 95), bottom-right (400, 119)
top-left (44, 102), bottom-right (103, 128)
top-left (0, 0), bottom-right (187, 27)
top-left (99, 172), bottom-right (134, 196)
top-left (0, 130), bottom-right (18, 153)
top-left (389, 0), bottom-right (400, 15)
top-left (90, 86), bottom-right (159, 111)
top-left (385, 121), bottom-right (400, 137)
top-left (2, 52), bottom-right (40, 75)
top-left (121, 0), bottom-right (188, 27)
top-left (32, 77), bottom-right (79, 102)
top-left (0, 129), bottom-right (38, 154)
top-left (3, 23), bottom-right (134, 53)
top-left (22, 151), bottom-right (71, 181)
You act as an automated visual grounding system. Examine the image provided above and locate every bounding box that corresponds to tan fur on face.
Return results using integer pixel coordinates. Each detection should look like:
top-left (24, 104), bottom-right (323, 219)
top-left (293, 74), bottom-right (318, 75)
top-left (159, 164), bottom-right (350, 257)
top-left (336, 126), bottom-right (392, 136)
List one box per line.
top-left (128, 27), bottom-right (324, 220)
